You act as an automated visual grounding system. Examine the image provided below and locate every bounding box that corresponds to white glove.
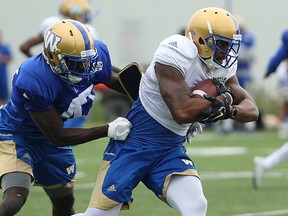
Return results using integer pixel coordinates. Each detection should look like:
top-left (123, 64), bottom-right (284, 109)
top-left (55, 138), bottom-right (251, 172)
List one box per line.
top-left (186, 122), bottom-right (203, 144)
top-left (107, 117), bottom-right (132, 141)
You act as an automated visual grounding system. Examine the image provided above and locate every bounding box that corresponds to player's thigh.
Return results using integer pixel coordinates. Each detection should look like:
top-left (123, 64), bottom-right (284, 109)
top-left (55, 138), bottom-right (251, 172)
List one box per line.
top-left (166, 175), bottom-right (207, 215)
top-left (0, 140), bottom-right (33, 184)
top-left (143, 147), bottom-right (199, 199)
top-left (88, 146), bottom-right (153, 210)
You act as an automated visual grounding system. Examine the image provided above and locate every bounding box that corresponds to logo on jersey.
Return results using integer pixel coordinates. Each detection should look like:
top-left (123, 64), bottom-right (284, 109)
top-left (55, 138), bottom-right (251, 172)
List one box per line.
top-left (44, 29), bottom-right (62, 53)
top-left (168, 41), bottom-right (178, 48)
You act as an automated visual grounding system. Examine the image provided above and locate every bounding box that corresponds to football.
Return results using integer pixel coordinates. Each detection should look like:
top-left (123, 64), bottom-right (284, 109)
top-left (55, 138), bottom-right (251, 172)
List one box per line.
top-left (190, 79), bottom-right (219, 98)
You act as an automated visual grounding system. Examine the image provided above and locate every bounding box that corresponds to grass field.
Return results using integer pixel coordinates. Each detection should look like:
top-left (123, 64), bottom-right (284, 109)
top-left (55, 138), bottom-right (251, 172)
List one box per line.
top-left (14, 128), bottom-right (288, 216)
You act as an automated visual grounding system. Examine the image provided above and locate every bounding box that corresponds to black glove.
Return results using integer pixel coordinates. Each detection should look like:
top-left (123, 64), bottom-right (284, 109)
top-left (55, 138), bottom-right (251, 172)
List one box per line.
top-left (198, 94), bottom-right (231, 124)
top-left (213, 78), bottom-right (234, 104)
top-left (213, 78), bottom-right (232, 95)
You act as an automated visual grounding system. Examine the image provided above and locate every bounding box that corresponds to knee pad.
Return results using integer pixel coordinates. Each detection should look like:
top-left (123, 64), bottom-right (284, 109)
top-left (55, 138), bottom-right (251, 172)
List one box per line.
top-left (43, 186), bottom-right (74, 198)
top-left (1, 172), bottom-right (31, 192)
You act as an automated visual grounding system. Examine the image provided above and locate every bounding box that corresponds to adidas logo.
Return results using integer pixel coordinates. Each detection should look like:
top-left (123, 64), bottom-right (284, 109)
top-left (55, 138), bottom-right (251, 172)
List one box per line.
top-left (168, 41), bottom-right (178, 48)
top-left (107, 184), bottom-right (116, 192)
top-left (23, 153), bottom-right (31, 161)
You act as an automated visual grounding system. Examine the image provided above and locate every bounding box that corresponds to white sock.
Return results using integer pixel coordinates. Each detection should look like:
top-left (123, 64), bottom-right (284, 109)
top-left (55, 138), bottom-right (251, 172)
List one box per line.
top-left (263, 142), bottom-right (288, 169)
top-left (80, 204), bottom-right (122, 216)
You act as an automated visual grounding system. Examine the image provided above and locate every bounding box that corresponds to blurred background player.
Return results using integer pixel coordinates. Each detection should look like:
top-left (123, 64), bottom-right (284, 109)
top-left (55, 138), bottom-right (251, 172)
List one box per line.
top-left (253, 29), bottom-right (288, 189)
top-left (221, 15), bottom-right (256, 134)
top-left (19, 0), bottom-right (98, 128)
top-left (0, 30), bottom-right (12, 105)
top-left (19, 0), bottom-right (98, 58)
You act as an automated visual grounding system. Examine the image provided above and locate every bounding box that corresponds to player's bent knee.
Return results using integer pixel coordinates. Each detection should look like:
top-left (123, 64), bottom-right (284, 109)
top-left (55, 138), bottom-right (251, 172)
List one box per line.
top-left (186, 194), bottom-right (207, 215)
top-left (166, 175), bottom-right (207, 215)
top-left (44, 186), bottom-right (75, 215)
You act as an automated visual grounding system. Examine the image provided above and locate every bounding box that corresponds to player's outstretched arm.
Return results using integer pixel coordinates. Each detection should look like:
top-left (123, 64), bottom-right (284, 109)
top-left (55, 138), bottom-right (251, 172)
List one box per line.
top-left (19, 33), bottom-right (44, 58)
top-left (30, 107), bottom-right (131, 147)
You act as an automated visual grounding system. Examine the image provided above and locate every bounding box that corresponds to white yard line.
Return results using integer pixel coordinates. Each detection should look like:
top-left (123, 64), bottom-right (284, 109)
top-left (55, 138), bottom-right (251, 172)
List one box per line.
top-left (30, 170), bottom-right (288, 216)
top-left (186, 146), bottom-right (247, 156)
top-left (230, 209), bottom-right (288, 216)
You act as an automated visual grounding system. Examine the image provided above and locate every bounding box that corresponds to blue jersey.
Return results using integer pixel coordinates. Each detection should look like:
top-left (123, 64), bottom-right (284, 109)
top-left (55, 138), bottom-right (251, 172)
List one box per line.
top-left (266, 29), bottom-right (288, 77)
top-left (0, 40), bottom-right (111, 139)
top-left (236, 31), bottom-right (255, 88)
top-left (0, 40), bottom-right (112, 187)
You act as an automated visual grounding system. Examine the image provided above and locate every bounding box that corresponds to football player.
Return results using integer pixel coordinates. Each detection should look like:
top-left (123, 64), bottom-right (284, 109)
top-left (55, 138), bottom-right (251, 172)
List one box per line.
top-left (0, 20), bottom-right (131, 216)
top-left (0, 31), bottom-right (12, 105)
top-left (19, 0), bottom-right (99, 129)
top-left (20, 0), bottom-right (98, 58)
top-left (252, 29), bottom-right (288, 189)
top-left (73, 7), bottom-right (259, 216)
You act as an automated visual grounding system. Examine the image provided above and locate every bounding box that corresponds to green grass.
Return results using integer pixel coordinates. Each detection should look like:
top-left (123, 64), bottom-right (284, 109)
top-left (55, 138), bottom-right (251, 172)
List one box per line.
top-left (14, 129), bottom-right (288, 216)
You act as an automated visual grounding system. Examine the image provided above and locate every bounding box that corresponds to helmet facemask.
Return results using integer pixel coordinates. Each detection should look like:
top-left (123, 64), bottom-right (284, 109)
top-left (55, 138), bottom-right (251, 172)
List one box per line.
top-left (55, 49), bottom-right (98, 85)
top-left (204, 33), bottom-right (242, 69)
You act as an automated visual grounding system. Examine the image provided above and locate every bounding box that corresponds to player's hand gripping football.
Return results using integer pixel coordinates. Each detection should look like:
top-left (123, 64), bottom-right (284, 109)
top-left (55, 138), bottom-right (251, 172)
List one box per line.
top-left (213, 77), bottom-right (234, 104)
top-left (198, 94), bottom-right (232, 124)
top-left (107, 117), bottom-right (132, 140)
top-left (186, 122), bottom-right (203, 144)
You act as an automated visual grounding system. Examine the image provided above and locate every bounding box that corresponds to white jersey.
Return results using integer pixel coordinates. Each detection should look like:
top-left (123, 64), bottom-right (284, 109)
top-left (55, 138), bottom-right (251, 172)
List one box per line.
top-left (139, 34), bottom-right (237, 136)
top-left (39, 16), bottom-right (99, 39)
top-left (40, 16), bottom-right (61, 36)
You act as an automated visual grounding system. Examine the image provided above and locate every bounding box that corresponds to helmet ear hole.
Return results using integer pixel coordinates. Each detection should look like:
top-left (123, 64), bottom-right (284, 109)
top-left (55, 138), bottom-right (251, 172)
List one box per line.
top-left (199, 37), bottom-right (205, 45)
top-left (48, 52), bottom-right (53, 59)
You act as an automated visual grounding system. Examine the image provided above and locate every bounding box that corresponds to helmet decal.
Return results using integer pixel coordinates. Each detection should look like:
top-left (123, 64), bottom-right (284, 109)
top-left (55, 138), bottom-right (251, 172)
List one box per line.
top-left (44, 30), bottom-right (62, 53)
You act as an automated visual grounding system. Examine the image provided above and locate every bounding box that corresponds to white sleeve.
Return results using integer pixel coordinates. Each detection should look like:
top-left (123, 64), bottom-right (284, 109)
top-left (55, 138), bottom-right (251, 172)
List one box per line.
top-left (154, 35), bottom-right (198, 76)
top-left (85, 24), bottom-right (99, 39)
top-left (39, 16), bottom-right (61, 36)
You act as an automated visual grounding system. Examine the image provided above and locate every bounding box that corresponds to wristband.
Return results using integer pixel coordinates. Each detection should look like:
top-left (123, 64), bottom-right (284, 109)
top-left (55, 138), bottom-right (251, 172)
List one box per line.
top-left (221, 93), bottom-right (229, 105)
top-left (231, 105), bottom-right (238, 119)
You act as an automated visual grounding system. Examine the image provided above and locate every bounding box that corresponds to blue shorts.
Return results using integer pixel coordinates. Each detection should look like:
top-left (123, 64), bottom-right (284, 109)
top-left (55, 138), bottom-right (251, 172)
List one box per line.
top-left (91, 98), bottom-right (199, 207)
top-left (101, 141), bottom-right (197, 204)
top-left (0, 131), bottom-right (76, 188)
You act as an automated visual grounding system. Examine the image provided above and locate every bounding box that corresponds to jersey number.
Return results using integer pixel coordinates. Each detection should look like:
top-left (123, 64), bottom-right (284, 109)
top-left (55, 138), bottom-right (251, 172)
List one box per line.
top-left (61, 85), bottom-right (95, 118)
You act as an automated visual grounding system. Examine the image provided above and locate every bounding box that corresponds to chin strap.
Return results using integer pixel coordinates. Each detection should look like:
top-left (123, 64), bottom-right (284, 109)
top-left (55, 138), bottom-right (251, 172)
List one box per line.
top-left (198, 55), bottom-right (220, 71)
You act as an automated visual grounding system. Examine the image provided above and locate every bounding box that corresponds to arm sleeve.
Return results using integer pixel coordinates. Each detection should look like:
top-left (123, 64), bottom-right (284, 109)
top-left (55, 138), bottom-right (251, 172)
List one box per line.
top-left (92, 40), bottom-right (112, 84)
top-left (13, 67), bottom-right (55, 111)
top-left (266, 45), bottom-right (288, 76)
top-left (154, 35), bottom-right (198, 76)
top-left (265, 29), bottom-right (288, 77)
